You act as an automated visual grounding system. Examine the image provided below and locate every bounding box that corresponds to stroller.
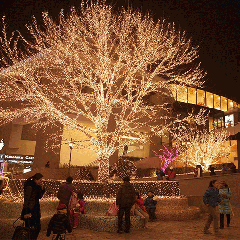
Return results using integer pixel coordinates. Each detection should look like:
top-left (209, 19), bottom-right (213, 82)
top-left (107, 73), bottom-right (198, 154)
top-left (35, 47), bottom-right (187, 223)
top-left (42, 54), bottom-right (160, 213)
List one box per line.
top-left (52, 233), bottom-right (66, 240)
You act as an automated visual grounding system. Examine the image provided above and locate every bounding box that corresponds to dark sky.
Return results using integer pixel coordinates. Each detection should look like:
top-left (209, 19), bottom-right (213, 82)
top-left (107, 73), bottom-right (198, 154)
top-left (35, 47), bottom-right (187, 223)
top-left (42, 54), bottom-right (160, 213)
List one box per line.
top-left (1, 0), bottom-right (240, 102)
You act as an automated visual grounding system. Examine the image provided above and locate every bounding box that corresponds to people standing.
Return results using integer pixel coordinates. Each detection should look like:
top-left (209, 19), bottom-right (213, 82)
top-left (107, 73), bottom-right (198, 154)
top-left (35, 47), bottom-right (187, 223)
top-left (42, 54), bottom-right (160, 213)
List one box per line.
top-left (222, 164), bottom-right (228, 174)
top-left (156, 168), bottom-right (164, 180)
top-left (203, 180), bottom-right (221, 235)
top-left (57, 176), bottom-right (76, 208)
top-left (218, 181), bottom-right (232, 229)
top-left (144, 191), bottom-right (157, 221)
top-left (166, 166), bottom-right (176, 180)
top-left (21, 173), bottom-right (45, 240)
top-left (208, 165), bottom-right (216, 176)
top-left (116, 176), bottom-right (136, 233)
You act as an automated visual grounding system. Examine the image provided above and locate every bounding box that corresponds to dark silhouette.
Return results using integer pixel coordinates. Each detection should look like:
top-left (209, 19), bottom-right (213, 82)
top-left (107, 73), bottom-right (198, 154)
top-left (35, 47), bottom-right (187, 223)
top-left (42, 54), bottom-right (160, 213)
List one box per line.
top-left (21, 173), bottom-right (45, 240)
top-left (116, 176), bottom-right (136, 233)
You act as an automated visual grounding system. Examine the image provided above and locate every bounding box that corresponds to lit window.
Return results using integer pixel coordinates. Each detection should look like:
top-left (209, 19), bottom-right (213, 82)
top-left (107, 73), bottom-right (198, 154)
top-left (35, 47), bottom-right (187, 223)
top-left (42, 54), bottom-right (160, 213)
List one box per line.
top-left (214, 94), bottom-right (221, 110)
top-left (197, 89), bottom-right (205, 106)
top-left (206, 92), bottom-right (214, 108)
top-left (176, 85), bottom-right (187, 103)
top-left (221, 97), bottom-right (228, 112)
top-left (188, 87), bottom-right (196, 104)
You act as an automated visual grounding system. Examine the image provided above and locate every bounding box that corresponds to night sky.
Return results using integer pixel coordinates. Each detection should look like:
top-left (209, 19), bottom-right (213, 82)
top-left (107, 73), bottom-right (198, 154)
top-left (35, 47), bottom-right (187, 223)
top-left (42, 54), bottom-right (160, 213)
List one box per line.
top-left (1, 0), bottom-right (240, 102)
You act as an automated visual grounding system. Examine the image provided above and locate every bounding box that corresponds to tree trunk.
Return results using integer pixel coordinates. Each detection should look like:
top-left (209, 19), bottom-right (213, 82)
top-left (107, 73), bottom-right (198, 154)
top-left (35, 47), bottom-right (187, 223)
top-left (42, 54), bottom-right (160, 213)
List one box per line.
top-left (98, 157), bottom-right (110, 182)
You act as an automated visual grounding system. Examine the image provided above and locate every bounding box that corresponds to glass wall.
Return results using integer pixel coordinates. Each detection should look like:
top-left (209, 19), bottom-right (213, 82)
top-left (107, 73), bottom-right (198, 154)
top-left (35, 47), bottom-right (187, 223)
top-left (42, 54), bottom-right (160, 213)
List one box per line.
top-left (169, 84), bottom-right (177, 100)
top-left (221, 97), bottom-right (228, 112)
top-left (177, 85), bottom-right (187, 103)
top-left (206, 92), bottom-right (214, 109)
top-left (188, 87), bottom-right (196, 104)
top-left (214, 94), bottom-right (221, 110)
top-left (168, 84), bottom-right (239, 112)
top-left (197, 89), bottom-right (206, 106)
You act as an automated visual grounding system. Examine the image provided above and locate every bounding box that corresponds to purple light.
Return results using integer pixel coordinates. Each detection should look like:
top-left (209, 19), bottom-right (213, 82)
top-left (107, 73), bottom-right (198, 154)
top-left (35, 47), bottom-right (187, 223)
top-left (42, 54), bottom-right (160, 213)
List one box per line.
top-left (154, 145), bottom-right (179, 172)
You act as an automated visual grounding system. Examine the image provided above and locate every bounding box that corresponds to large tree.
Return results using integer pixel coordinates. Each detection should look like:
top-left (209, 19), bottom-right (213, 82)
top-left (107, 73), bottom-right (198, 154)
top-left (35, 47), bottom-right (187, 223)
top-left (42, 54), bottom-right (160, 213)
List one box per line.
top-left (172, 127), bottom-right (230, 171)
top-left (0, 1), bottom-right (205, 181)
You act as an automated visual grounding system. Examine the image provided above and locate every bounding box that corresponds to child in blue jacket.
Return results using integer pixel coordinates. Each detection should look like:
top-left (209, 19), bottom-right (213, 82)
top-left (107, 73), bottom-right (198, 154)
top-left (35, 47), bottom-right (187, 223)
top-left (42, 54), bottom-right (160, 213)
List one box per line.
top-left (144, 191), bottom-right (157, 221)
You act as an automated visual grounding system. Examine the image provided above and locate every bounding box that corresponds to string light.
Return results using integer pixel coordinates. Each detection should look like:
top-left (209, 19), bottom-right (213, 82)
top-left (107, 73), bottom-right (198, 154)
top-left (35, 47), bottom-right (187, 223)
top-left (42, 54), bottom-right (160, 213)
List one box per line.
top-left (0, 1), bottom-right (205, 182)
top-left (1, 179), bottom-right (180, 202)
top-left (153, 145), bottom-right (179, 172)
top-left (172, 128), bottom-right (230, 171)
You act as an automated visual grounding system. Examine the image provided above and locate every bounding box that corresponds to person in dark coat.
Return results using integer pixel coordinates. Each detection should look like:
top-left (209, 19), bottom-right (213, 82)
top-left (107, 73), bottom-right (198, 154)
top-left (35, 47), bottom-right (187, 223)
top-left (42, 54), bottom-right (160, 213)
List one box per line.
top-left (46, 204), bottom-right (72, 239)
top-left (21, 173), bottom-right (45, 240)
top-left (116, 176), bottom-right (136, 233)
top-left (203, 180), bottom-right (221, 235)
top-left (208, 165), bottom-right (216, 176)
top-left (57, 176), bottom-right (76, 207)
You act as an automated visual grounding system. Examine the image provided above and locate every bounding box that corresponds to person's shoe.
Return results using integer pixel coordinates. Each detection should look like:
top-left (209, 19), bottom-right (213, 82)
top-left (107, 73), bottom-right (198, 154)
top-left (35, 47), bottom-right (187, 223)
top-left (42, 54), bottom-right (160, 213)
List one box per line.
top-left (204, 230), bottom-right (212, 234)
top-left (117, 230), bottom-right (123, 234)
top-left (73, 226), bottom-right (78, 229)
top-left (227, 224), bottom-right (230, 227)
top-left (124, 230), bottom-right (130, 233)
top-left (219, 226), bottom-right (224, 229)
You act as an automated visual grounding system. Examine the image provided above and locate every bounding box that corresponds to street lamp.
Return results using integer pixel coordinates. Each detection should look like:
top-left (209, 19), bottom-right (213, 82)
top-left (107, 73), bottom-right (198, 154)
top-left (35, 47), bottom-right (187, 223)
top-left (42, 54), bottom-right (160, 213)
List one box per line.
top-left (68, 140), bottom-right (73, 176)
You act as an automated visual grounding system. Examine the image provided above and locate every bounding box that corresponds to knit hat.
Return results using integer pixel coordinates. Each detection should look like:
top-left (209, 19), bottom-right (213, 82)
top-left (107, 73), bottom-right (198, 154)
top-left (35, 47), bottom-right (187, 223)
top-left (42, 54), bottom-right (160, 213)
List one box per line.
top-left (57, 204), bottom-right (67, 210)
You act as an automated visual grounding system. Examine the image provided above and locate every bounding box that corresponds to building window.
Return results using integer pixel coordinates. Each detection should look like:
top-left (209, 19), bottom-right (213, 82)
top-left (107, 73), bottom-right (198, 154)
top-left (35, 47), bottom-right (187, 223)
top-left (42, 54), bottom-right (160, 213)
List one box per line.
top-left (197, 89), bottom-right (206, 107)
top-left (169, 84), bottom-right (177, 100)
top-left (21, 124), bottom-right (36, 141)
top-left (225, 114), bottom-right (234, 128)
top-left (176, 85), bottom-right (187, 103)
top-left (188, 87), bottom-right (196, 105)
top-left (214, 94), bottom-right (221, 110)
top-left (206, 92), bottom-right (214, 109)
top-left (221, 97), bottom-right (228, 112)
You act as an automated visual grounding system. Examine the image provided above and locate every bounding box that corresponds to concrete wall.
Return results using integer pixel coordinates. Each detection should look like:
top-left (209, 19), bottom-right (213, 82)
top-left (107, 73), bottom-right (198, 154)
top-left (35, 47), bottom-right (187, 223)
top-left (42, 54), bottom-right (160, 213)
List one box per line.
top-left (179, 173), bottom-right (240, 209)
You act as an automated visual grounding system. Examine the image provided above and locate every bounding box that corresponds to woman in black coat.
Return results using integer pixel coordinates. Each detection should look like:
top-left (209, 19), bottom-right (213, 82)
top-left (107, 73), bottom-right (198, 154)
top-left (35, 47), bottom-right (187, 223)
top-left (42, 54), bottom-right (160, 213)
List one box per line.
top-left (21, 173), bottom-right (45, 240)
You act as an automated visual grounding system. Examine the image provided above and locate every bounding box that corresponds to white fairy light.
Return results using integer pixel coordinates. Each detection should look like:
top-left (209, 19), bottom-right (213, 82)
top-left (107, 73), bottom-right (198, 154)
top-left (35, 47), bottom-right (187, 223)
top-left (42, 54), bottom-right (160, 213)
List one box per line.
top-left (0, 1), bottom-right (205, 182)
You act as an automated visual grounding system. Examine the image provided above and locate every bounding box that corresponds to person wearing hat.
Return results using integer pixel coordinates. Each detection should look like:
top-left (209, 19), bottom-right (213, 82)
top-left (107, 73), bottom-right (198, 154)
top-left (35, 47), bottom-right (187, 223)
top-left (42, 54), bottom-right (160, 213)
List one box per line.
top-left (21, 173), bottom-right (45, 240)
top-left (46, 203), bottom-right (72, 239)
top-left (166, 166), bottom-right (176, 180)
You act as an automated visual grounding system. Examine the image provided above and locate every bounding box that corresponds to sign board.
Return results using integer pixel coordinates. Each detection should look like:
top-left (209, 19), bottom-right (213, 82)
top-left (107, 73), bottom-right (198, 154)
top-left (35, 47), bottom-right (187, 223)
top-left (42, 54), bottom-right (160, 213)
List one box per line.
top-left (0, 154), bottom-right (34, 163)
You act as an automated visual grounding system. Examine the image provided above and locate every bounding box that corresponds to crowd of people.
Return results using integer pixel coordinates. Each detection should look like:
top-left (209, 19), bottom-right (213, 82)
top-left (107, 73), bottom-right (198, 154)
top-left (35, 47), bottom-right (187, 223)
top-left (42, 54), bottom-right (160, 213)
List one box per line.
top-left (16, 166), bottom-right (235, 239)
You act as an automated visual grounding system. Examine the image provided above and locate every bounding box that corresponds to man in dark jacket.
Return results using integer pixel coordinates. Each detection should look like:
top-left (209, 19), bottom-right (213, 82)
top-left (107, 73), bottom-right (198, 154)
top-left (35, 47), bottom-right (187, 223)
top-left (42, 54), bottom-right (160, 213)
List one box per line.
top-left (46, 204), bottom-right (72, 238)
top-left (57, 176), bottom-right (76, 207)
top-left (116, 176), bottom-right (136, 233)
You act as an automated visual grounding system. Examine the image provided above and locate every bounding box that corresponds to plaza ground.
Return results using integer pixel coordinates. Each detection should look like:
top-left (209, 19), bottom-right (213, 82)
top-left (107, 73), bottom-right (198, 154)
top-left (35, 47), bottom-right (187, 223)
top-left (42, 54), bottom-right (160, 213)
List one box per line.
top-left (36, 207), bottom-right (239, 240)
top-left (2, 206), bottom-right (239, 240)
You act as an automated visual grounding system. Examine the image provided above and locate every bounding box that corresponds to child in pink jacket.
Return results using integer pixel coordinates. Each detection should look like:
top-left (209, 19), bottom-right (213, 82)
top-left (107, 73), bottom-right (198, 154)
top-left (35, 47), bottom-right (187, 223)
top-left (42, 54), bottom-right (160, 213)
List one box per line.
top-left (69, 192), bottom-right (85, 228)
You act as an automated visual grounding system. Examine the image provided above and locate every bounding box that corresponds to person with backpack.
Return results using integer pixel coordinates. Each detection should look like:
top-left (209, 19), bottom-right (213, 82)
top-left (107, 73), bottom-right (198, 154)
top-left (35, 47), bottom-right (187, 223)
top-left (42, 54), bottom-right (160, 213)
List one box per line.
top-left (46, 204), bottom-right (72, 239)
top-left (218, 181), bottom-right (232, 228)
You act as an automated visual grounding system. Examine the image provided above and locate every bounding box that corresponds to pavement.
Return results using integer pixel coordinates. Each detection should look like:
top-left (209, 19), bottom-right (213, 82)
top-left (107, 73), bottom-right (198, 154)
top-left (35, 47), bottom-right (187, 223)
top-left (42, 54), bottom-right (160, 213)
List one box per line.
top-left (20, 206), bottom-right (240, 240)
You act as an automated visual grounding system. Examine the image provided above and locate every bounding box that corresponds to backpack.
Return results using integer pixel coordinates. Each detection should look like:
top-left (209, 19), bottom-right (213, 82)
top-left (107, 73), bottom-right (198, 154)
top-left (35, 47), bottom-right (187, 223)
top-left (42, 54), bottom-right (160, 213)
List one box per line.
top-left (68, 192), bottom-right (78, 210)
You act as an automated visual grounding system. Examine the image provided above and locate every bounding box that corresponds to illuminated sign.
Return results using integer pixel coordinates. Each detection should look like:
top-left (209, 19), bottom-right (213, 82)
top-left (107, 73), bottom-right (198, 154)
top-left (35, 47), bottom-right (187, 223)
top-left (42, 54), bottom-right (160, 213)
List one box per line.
top-left (0, 154), bottom-right (34, 163)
